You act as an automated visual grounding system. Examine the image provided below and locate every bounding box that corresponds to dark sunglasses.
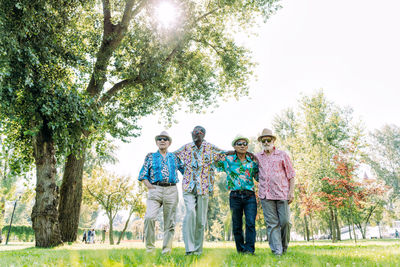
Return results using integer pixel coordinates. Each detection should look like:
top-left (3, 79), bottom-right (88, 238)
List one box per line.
top-left (157, 137), bottom-right (169, 142)
top-left (235, 141), bottom-right (248, 146)
top-left (261, 138), bottom-right (273, 144)
top-left (192, 129), bottom-right (205, 135)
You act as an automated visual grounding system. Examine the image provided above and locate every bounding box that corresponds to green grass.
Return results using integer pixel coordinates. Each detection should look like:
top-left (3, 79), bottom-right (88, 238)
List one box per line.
top-left (1, 240), bottom-right (400, 266)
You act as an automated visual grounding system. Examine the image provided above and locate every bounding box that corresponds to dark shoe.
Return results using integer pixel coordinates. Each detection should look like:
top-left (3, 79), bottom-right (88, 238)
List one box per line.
top-left (185, 252), bottom-right (194, 256)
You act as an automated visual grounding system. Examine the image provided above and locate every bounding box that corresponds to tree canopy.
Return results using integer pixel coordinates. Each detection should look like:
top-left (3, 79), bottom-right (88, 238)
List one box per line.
top-left (1, 0), bottom-right (282, 246)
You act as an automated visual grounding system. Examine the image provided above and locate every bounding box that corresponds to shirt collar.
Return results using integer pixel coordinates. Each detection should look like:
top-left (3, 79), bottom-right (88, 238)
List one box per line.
top-left (191, 140), bottom-right (207, 149)
top-left (156, 150), bottom-right (170, 157)
top-left (232, 153), bottom-right (252, 162)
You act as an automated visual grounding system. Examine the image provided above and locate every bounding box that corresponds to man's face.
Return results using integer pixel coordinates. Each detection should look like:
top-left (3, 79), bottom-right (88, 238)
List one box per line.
top-left (261, 136), bottom-right (275, 151)
top-left (156, 136), bottom-right (171, 150)
top-left (234, 139), bottom-right (248, 154)
top-left (192, 127), bottom-right (205, 143)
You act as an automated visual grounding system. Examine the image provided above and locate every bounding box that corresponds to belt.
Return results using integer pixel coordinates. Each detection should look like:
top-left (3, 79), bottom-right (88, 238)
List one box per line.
top-left (152, 181), bottom-right (176, 187)
top-left (231, 190), bottom-right (255, 196)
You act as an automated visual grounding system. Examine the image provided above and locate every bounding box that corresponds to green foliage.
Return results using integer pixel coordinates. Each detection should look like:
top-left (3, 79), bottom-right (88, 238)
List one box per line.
top-left (1, 225), bottom-right (35, 242)
top-left (1, 225), bottom-right (139, 242)
top-left (366, 124), bottom-right (400, 201)
top-left (273, 90), bottom-right (365, 240)
top-left (0, 0), bottom-right (282, 158)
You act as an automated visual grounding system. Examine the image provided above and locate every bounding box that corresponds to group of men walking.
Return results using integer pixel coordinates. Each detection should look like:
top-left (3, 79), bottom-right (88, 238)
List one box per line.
top-left (138, 126), bottom-right (295, 256)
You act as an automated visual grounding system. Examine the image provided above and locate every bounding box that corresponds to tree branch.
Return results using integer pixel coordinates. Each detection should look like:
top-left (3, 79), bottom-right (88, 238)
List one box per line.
top-left (164, 7), bottom-right (221, 64)
top-left (194, 8), bottom-right (220, 24)
top-left (99, 77), bottom-right (140, 105)
top-left (192, 38), bottom-right (222, 56)
top-left (87, 0), bottom-right (146, 97)
top-left (119, 0), bottom-right (147, 31)
top-left (102, 0), bottom-right (112, 29)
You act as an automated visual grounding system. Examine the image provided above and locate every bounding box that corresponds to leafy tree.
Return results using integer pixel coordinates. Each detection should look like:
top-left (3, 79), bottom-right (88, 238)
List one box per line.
top-left (0, 0), bottom-right (281, 246)
top-left (366, 124), bottom-right (400, 203)
top-left (116, 182), bottom-right (145, 244)
top-left (273, 90), bottom-right (363, 242)
top-left (0, 133), bottom-right (34, 243)
top-left (84, 168), bottom-right (144, 245)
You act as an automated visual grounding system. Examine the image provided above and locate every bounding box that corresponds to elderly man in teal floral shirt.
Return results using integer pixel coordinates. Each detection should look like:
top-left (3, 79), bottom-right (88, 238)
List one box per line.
top-left (216, 135), bottom-right (259, 254)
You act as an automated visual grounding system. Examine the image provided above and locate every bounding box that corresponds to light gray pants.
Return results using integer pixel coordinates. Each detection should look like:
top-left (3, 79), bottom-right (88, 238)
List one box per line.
top-left (144, 185), bottom-right (178, 253)
top-left (261, 199), bottom-right (290, 255)
top-left (182, 190), bottom-right (209, 254)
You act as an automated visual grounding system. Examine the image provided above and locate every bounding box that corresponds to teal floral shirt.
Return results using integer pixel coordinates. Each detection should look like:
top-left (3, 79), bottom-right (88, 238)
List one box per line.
top-left (216, 154), bottom-right (259, 191)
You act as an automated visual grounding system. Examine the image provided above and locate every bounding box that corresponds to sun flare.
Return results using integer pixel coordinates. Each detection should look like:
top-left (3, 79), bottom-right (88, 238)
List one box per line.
top-left (155, 1), bottom-right (179, 28)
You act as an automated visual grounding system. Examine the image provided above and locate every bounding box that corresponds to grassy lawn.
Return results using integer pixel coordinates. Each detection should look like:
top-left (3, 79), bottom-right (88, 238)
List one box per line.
top-left (1, 240), bottom-right (399, 266)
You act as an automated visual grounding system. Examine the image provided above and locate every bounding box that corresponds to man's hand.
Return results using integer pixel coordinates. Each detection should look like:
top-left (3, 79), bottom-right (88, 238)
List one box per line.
top-left (143, 180), bottom-right (156, 190)
top-left (288, 193), bottom-right (294, 204)
top-left (288, 178), bottom-right (295, 204)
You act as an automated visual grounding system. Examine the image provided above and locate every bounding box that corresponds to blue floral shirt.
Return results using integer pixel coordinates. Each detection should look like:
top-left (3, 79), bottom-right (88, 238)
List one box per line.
top-left (216, 154), bottom-right (259, 191)
top-left (138, 151), bottom-right (184, 184)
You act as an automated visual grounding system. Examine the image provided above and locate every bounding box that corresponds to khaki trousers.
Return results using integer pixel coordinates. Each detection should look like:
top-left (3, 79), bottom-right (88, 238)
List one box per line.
top-left (182, 190), bottom-right (209, 255)
top-left (261, 199), bottom-right (291, 255)
top-left (144, 185), bottom-right (178, 253)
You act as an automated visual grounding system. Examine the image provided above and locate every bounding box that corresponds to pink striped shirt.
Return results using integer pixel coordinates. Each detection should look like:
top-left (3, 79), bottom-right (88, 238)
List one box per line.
top-left (256, 148), bottom-right (295, 200)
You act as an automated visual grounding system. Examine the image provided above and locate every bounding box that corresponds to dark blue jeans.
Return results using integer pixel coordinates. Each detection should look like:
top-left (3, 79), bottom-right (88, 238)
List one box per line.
top-left (229, 191), bottom-right (257, 253)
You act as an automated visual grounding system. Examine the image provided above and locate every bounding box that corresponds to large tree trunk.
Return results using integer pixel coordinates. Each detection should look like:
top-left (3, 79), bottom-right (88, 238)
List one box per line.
top-left (31, 129), bottom-right (62, 247)
top-left (58, 152), bottom-right (86, 242)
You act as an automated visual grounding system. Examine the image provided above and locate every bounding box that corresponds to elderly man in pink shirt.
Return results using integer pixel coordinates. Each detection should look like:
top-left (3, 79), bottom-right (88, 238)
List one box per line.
top-left (256, 128), bottom-right (295, 256)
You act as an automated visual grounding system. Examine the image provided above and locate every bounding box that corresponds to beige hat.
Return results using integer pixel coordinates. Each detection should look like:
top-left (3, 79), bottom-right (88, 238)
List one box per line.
top-left (155, 131), bottom-right (172, 143)
top-left (257, 128), bottom-right (276, 142)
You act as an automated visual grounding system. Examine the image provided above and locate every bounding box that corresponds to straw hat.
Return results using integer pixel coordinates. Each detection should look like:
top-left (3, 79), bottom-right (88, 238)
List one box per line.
top-left (231, 135), bottom-right (250, 147)
top-left (257, 128), bottom-right (276, 142)
top-left (155, 131), bottom-right (172, 143)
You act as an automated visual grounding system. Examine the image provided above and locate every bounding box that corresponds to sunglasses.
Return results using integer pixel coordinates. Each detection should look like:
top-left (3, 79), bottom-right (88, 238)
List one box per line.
top-left (157, 137), bottom-right (169, 142)
top-left (235, 141), bottom-right (248, 146)
top-left (192, 129), bottom-right (205, 135)
top-left (261, 138), bottom-right (274, 144)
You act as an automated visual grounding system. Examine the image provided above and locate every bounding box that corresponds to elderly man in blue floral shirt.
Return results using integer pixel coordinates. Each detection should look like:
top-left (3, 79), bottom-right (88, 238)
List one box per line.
top-left (138, 131), bottom-right (184, 254)
top-left (216, 135), bottom-right (259, 255)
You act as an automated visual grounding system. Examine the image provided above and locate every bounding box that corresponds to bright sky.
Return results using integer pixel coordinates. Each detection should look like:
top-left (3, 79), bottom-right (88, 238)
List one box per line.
top-left (109, 0), bottom-right (400, 179)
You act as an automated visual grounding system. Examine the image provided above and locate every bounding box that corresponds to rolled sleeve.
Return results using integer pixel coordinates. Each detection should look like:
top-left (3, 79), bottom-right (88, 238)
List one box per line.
top-left (283, 152), bottom-right (295, 180)
top-left (174, 145), bottom-right (186, 161)
top-left (254, 163), bottom-right (259, 182)
top-left (138, 153), bottom-right (151, 181)
top-left (211, 145), bottom-right (226, 163)
top-left (177, 156), bottom-right (185, 175)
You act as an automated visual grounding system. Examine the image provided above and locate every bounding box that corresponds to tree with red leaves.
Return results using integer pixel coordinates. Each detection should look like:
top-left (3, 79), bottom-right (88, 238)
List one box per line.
top-left (320, 150), bottom-right (388, 242)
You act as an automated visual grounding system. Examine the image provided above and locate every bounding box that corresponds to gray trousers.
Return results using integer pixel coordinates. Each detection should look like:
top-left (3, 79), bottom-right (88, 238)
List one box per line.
top-left (261, 199), bottom-right (290, 255)
top-left (144, 185), bottom-right (178, 253)
top-left (182, 190), bottom-right (209, 254)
